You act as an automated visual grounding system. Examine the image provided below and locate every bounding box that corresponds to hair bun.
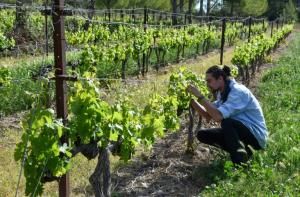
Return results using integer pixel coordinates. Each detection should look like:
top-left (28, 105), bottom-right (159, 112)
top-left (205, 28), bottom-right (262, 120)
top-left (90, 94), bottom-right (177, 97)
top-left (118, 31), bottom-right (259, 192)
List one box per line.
top-left (222, 65), bottom-right (231, 77)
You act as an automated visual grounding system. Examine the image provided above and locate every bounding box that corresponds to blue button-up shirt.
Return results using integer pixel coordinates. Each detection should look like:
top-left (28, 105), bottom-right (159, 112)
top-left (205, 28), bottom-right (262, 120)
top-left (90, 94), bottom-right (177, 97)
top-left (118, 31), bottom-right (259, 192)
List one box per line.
top-left (213, 79), bottom-right (268, 148)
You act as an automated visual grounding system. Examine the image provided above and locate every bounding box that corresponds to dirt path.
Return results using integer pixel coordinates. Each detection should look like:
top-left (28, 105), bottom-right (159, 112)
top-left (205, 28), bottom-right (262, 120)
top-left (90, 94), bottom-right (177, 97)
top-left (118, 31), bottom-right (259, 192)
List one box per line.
top-left (111, 118), bottom-right (219, 197)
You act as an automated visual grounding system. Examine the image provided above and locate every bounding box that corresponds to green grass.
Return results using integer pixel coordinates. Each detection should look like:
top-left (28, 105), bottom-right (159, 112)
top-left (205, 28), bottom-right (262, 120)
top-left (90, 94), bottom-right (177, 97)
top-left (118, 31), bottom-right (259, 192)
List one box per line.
top-left (0, 51), bottom-right (83, 116)
top-left (200, 33), bottom-right (300, 196)
top-left (0, 61), bottom-right (48, 116)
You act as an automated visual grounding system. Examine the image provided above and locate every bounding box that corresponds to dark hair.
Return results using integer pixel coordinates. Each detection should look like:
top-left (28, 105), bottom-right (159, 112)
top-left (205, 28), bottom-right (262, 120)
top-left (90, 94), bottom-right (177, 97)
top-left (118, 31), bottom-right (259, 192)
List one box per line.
top-left (206, 65), bottom-right (231, 80)
top-left (206, 65), bottom-right (231, 103)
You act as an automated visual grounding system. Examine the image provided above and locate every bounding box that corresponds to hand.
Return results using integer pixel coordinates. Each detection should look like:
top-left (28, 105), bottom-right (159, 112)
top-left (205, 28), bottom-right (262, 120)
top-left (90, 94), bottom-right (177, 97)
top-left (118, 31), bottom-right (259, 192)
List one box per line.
top-left (186, 85), bottom-right (203, 99)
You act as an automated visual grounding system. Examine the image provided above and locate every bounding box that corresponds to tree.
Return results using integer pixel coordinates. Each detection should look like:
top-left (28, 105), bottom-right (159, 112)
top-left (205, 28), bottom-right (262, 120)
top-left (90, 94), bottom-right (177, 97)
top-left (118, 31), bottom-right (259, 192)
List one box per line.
top-left (84, 0), bottom-right (96, 30)
top-left (230, 0), bottom-right (241, 15)
top-left (199, 0), bottom-right (204, 15)
top-left (171, 0), bottom-right (178, 25)
top-left (207, 0), bottom-right (210, 15)
top-left (282, 0), bottom-right (298, 21)
top-left (96, 0), bottom-right (119, 9)
top-left (267, 0), bottom-right (287, 20)
top-left (188, 0), bottom-right (195, 23)
top-left (179, 0), bottom-right (184, 12)
top-left (241, 0), bottom-right (268, 16)
top-left (205, 0), bottom-right (222, 15)
top-left (143, 0), bottom-right (172, 10)
top-left (221, 0), bottom-right (242, 16)
top-left (219, 0), bottom-right (268, 16)
top-left (14, 0), bottom-right (31, 44)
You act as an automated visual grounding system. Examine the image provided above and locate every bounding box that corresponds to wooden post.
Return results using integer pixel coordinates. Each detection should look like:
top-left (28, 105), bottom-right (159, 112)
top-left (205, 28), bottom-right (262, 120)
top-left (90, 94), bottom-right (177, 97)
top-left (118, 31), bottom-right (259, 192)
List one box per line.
top-left (220, 18), bottom-right (226, 65)
top-left (44, 0), bottom-right (51, 108)
top-left (172, 6), bottom-right (177, 26)
top-left (152, 10), bottom-right (155, 23)
top-left (120, 9), bottom-right (124, 21)
top-left (248, 17), bottom-right (252, 42)
top-left (131, 9), bottom-right (135, 23)
top-left (189, 14), bottom-right (192, 24)
top-left (159, 12), bottom-right (162, 23)
top-left (45, 0), bottom-right (49, 56)
top-left (142, 7), bottom-right (148, 76)
top-left (108, 8), bottom-right (111, 22)
top-left (52, 0), bottom-right (69, 196)
top-left (271, 21), bottom-right (274, 37)
top-left (205, 16), bottom-right (212, 54)
top-left (160, 12), bottom-right (164, 24)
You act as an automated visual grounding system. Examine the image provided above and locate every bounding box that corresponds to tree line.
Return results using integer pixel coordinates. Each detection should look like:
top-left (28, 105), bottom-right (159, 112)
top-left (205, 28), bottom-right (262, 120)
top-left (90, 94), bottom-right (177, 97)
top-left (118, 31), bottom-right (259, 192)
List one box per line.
top-left (2, 0), bottom-right (297, 19)
top-left (1, 0), bottom-right (298, 44)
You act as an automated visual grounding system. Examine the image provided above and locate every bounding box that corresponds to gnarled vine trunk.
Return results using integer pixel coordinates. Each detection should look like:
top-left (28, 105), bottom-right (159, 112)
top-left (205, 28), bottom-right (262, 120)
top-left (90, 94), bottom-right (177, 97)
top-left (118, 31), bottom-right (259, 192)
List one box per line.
top-left (89, 147), bottom-right (111, 197)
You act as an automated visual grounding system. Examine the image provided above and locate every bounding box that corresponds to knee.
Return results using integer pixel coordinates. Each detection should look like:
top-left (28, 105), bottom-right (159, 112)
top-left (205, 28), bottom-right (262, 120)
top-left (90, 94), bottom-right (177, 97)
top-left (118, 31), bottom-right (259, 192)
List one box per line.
top-left (196, 129), bottom-right (212, 143)
top-left (196, 130), bottom-right (204, 141)
top-left (221, 118), bottom-right (234, 128)
top-left (196, 130), bottom-right (206, 142)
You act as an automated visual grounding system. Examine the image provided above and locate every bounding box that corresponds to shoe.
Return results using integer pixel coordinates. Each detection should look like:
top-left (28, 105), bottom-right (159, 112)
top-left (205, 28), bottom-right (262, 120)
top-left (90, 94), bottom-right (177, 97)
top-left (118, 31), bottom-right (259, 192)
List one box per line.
top-left (231, 148), bottom-right (249, 165)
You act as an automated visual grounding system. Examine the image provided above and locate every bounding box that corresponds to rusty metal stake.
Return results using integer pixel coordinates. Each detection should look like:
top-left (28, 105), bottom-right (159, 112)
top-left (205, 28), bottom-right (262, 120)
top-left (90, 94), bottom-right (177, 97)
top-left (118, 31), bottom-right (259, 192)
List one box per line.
top-left (52, 0), bottom-right (69, 196)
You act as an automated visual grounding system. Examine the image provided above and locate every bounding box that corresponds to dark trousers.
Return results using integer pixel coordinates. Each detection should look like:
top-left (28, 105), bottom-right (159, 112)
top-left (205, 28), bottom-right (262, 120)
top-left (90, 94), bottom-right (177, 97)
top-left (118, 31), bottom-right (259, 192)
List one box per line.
top-left (197, 118), bottom-right (262, 164)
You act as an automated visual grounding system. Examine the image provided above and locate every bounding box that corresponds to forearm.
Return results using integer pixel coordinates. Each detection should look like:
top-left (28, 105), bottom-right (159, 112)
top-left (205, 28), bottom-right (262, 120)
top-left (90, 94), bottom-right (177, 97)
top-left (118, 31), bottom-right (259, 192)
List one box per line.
top-left (186, 84), bottom-right (223, 122)
top-left (199, 98), bottom-right (223, 122)
top-left (190, 100), bottom-right (211, 121)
